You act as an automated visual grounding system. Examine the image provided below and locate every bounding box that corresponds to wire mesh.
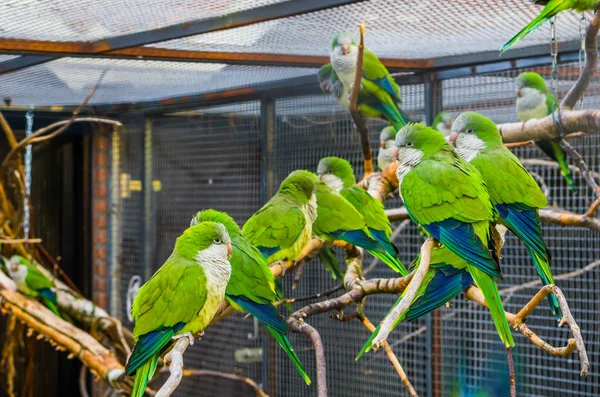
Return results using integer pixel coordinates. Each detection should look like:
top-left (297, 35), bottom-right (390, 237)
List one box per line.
top-left (151, 0), bottom-right (591, 58)
top-left (0, 0), bottom-right (287, 42)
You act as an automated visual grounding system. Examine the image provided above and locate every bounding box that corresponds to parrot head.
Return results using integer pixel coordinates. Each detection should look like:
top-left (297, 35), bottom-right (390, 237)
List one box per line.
top-left (449, 112), bottom-right (501, 161)
top-left (317, 156), bottom-right (355, 192)
top-left (191, 209), bottom-right (241, 238)
top-left (515, 72), bottom-right (547, 98)
top-left (6, 255), bottom-right (28, 283)
top-left (179, 221), bottom-right (233, 261)
top-left (379, 126), bottom-right (397, 148)
top-left (278, 170), bottom-right (316, 204)
top-left (331, 32), bottom-right (357, 56)
top-left (393, 123), bottom-right (447, 164)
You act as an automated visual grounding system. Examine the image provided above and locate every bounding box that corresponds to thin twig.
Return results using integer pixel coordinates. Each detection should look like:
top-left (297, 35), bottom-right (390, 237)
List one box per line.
top-left (504, 140), bottom-right (533, 148)
top-left (275, 285), bottom-right (344, 306)
top-left (506, 347), bottom-right (516, 397)
top-left (520, 158), bottom-right (600, 182)
top-left (560, 139), bottom-right (600, 200)
top-left (289, 321), bottom-right (326, 397)
top-left (182, 370), bottom-right (269, 397)
top-left (0, 238), bottom-right (41, 244)
top-left (79, 366), bottom-right (90, 397)
top-left (371, 238), bottom-right (436, 350)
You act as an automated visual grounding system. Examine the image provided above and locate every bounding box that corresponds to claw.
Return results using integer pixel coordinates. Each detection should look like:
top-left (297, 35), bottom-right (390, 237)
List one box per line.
top-left (173, 331), bottom-right (195, 346)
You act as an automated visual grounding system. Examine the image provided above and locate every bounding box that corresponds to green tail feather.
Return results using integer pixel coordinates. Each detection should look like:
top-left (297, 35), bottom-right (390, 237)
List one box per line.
top-left (356, 323), bottom-right (381, 360)
top-left (500, 2), bottom-right (566, 54)
top-left (370, 250), bottom-right (408, 275)
top-left (532, 252), bottom-right (562, 321)
top-left (550, 141), bottom-right (577, 193)
top-left (131, 355), bottom-right (159, 397)
top-left (318, 247), bottom-right (344, 280)
top-left (268, 326), bottom-right (311, 385)
top-left (41, 297), bottom-right (61, 317)
top-left (469, 266), bottom-right (514, 348)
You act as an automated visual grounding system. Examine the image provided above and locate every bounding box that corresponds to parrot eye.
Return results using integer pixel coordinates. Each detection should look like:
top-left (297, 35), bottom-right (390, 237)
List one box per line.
top-left (405, 141), bottom-right (413, 147)
top-left (466, 129), bottom-right (473, 134)
top-left (213, 238), bottom-right (221, 244)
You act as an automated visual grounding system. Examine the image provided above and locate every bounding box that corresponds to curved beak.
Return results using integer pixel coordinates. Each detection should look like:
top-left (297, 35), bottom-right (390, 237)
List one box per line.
top-left (515, 88), bottom-right (521, 97)
top-left (10, 264), bottom-right (18, 272)
top-left (448, 131), bottom-right (458, 145)
top-left (380, 140), bottom-right (386, 149)
top-left (342, 44), bottom-right (350, 55)
top-left (391, 147), bottom-right (399, 160)
top-left (226, 243), bottom-right (233, 258)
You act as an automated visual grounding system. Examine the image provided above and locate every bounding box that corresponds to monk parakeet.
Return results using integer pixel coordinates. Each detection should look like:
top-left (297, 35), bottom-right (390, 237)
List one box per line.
top-left (317, 157), bottom-right (408, 276)
top-left (125, 221), bottom-right (233, 397)
top-left (449, 112), bottom-right (562, 321)
top-left (515, 72), bottom-right (576, 192)
top-left (318, 32), bottom-right (410, 130)
top-left (377, 126), bottom-right (398, 171)
top-left (433, 111), bottom-right (453, 136)
top-left (242, 171), bottom-right (317, 264)
top-left (5, 255), bottom-right (61, 317)
top-left (390, 123), bottom-right (514, 349)
top-left (296, 170), bottom-right (406, 275)
top-left (501, 0), bottom-right (600, 54)
top-left (190, 210), bottom-right (310, 384)
top-left (357, 247), bottom-right (473, 359)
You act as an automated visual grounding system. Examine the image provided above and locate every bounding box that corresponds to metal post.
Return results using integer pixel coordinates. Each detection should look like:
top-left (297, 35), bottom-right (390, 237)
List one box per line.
top-left (424, 72), bottom-right (443, 397)
top-left (143, 117), bottom-right (154, 281)
top-left (260, 96), bottom-right (276, 395)
top-left (109, 126), bottom-right (121, 317)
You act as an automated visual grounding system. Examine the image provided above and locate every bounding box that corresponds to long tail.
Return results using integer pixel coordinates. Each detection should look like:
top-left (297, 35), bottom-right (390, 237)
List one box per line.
top-left (468, 266), bottom-right (514, 348)
top-left (370, 230), bottom-right (409, 276)
top-left (545, 140), bottom-right (576, 193)
top-left (500, 1), bottom-right (569, 54)
top-left (318, 247), bottom-right (344, 280)
top-left (336, 230), bottom-right (408, 275)
top-left (267, 326), bottom-right (311, 385)
top-left (131, 355), bottom-right (159, 397)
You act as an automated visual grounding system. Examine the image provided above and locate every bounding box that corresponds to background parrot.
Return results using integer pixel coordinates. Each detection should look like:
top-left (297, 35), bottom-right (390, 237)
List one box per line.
top-left (242, 170), bottom-right (317, 265)
top-left (501, 0), bottom-right (600, 54)
top-left (357, 247), bottom-right (473, 359)
top-left (190, 209), bottom-right (310, 385)
top-left (297, 170), bottom-right (406, 276)
top-left (449, 111), bottom-right (562, 321)
top-left (125, 221), bottom-right (233, 397)
top-left (389, 123), bottom-right (514, 350)
top-left (318, 32), bottom-right (410, 130)
top-left (4, 255), bottom-right (61, 317)
top-left (515, 72), bottom-right (575, 192)
top-left (377, 126), bottom-right (398, 171)
top-left (317, 156), bottom-right (407, 275)
top-left (433, 111), bottom-right (453, 135)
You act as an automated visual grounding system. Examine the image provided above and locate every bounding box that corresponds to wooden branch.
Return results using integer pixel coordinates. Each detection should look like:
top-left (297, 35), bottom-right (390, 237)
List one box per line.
top-left (560, 139), bottom-right (600, 201)
top-left (371, 238), bottom-right (435, 350)
top-left (520, 159), bottom-right (600, 182)
top-left (182, 370), bottom-right (269, 397)
top-left (357, 162), bottom-right (399, 201)
top-left (561, 13), bottom-right (600, 110)
top-left (155, 335), bottom-right (194, 397)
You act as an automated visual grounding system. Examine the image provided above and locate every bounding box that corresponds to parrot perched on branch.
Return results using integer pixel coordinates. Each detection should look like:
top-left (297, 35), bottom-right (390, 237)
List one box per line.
top-left (500, 0), bottom-right (600, 54)
top-left (515, 72), bottom-right (576, 192)
top-left (5, 255), bottom-right (61, 317)
top-left (190, 209), bottom-right (310, 384)
top-left (317, 157), bottom-right (408, 276)
top-left (377, 126), bottom-right (398, 171)
top-left (387, 123), bottom-right (514, 349)
top-left (449, 111), bottom-right (562, 321)
top-left (125, 221), bottom-right (233, 397)
top-left (318, 32), bottom-right (410, 130)
top-left (242, 171), bottom-right (317, 265)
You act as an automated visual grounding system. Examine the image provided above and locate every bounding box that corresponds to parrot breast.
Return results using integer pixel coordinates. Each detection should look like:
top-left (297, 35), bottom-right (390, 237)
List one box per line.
top-left (395, 148), bottom-right (424, 197)
top-left (321, 174), bottom-right (344, 193)
top-left (454, 134), bottom-right (486, 163)
top-left (516, 89), bottom-right (548, 121)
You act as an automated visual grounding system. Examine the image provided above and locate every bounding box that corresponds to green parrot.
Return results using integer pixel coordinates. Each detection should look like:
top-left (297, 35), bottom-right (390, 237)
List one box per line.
top-left (317, 156), bottom-right (409, 276)
top-left (190, 209), bottom-right (310, 385)
top-left (388, 123), bottom-right (514, 349)
top-left (242, 170), bottom-right (317, 264)
top-left (357, 247), bottom-right (474, 359)
top-left (377, 126), bottom-right (398, 172)
top-left (449, 111), bottom-right (562, 321)
top-left (515, 72), bottom-right (576, 192)
top-left (318, 32), bottom-right (410, 130)
top-left (125, 221), bottom-right (233, 397)
top-left (501, 0), bottom-right (600, 54)
top-left (296, 170), bottom-right (406, 276)
top-left (5, 255), bottom-right (61, 317)
top-left (433, 111), bottom-right (453, 136)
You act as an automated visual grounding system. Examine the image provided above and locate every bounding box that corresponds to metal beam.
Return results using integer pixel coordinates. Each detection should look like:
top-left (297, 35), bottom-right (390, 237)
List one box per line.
top-left (0, 0), bottom-right (364, 74)
top-left (0, 38), bottom-right (432, 70)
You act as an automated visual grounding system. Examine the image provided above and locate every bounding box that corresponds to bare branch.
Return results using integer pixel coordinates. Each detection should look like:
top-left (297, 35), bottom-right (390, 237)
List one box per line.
top-left (560, 139), bottom-right (600, 201)
top-left (182, 370), bottom-right (269, 397)
top-left (155, 334), bottom-right (194, 397)
top-left (371, 238), bottom-right (435, 350)
top-left (539, 208), bottom-right (600, 232)
top-left (288, 320), bottom-right (327, 397)
top-left (561, 13), bottom-right (600, 109)
top-left (520, 159), bottom-right (600, 182)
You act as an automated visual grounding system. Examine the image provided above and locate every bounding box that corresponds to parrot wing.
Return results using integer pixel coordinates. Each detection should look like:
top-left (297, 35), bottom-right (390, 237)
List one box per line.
top-left (341, 186), bottom-right (393, 236)
top-left (362, 49), bottom-right (401, 101)
top-left (318, 63), bottom-right (343, 100)
top-left (24, 264), bottom-right (54, 291)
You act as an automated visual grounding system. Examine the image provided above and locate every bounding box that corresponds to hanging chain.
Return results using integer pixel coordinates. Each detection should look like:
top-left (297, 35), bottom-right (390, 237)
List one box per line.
top-left (23, 106), bottom-right (34, 240)
top-left (549, 17), bottom-right (566, 137)
top-left (578, 13), bottom-right (588, 110)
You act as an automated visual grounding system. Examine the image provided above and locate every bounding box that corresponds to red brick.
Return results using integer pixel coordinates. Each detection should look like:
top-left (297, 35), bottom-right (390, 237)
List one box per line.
top-left (93, 215), bottom-right (108, 229)
top-left (93, 184), bottom-right (108, 198)
top-left (93, 277), bottom-right (107, 292)
top-left (94, 263), bottom-right (108, 277)
top-left (93, 199), bottom-right (108, 213)
top-left (94, 230), bottom-right (108, 244)
top-left (93, 135), bottom-right (109, 151)
top-left (95, 152), bottom-right (109, 167)
top-left (93, 168), bottom-right (108, 183)
top-left (93, 247), bottom-right (108, 261)
top-left (93, 293), bottom-right (108, 309)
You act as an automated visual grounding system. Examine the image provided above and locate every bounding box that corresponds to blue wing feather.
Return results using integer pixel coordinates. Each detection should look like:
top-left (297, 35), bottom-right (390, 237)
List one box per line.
top-left (228, 296), bottom-right (289, 334)
top-left (125, 322), bottom-right (185, 375)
